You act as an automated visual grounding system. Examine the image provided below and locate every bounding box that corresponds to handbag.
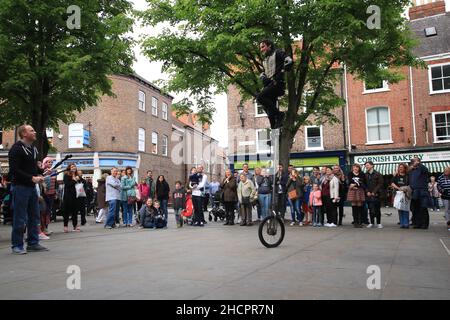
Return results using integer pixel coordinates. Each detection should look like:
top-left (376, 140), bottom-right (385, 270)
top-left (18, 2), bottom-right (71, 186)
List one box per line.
top-left (288, 189), bottom-right (298, 200)
top-left (241, 196), bottom-right (251, 205)
top-left (127, 196), bottom-right (137, 205)
top-left (75, 182), bottom-right (86, 198)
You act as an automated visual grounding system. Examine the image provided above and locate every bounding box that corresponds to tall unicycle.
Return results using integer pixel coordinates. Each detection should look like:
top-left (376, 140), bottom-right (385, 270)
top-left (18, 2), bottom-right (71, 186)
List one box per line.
top-left (258, 127), bottom-right (285, 248)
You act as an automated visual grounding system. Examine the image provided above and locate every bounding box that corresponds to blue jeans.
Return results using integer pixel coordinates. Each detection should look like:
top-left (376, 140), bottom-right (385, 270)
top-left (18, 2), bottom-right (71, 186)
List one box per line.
top-left (121, 201), bottom-right (133, 225)
top-left (11, 185), bottom-right (40, 249)
top-left (431, 197), bottom-right (439, 210)
top-left (288, 198), bottom-right (302, 222)
top-left (313, 206), bottom-right (321, 225)
top-left (399, 210), bottom-right (409, 227)
top-left (258, 194), bottom-right (271, 219)
top-left (160, 199), bottom-right (169, 221)
top-left (105, 200), bottom-right (119, 227)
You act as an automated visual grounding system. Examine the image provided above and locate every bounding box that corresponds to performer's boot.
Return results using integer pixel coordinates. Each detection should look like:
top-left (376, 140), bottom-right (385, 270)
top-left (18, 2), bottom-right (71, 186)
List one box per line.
top-left (229, 213), bottom-right (235, 225)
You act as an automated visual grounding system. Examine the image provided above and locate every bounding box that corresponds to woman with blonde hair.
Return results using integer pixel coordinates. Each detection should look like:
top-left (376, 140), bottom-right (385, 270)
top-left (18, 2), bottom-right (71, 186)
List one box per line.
top-left (392, 163), bottom-right (410, 228)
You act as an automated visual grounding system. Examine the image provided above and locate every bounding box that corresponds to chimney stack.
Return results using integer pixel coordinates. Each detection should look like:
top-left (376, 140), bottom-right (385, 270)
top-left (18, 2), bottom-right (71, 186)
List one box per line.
top-left (409, 1), bottom-right (446, 20)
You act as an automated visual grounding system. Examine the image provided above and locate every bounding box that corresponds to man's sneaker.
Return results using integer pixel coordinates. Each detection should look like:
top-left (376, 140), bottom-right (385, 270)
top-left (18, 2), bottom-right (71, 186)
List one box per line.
top-left (26, 244), bottom-right (49, 252)
top-left (105, 225), bottom-right (112, 229)
top-left (290, 222), bottom-right (296, 226)
top-left (299, 222), bottom-right (303, 226)
top-left (330, 223), bottom-right (337, 227)
top-left (44, 229), bottom-right (53, 236)
top-left (199, 222), bottom-right (204, 227)
top-left (437, 209), bottom-right (440, 212)
top-left (12, 247), bottom-right (27, 255)
top-left (377, 224), bottom-right (383, 229)
top-left (38, 232), bottom-right (50, 240)
top-left (367, 224), bottom-right (373, 228)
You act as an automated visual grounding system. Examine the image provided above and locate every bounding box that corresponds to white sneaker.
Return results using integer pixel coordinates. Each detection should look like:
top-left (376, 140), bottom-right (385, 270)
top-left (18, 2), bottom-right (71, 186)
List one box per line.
top-left (377, 224), bottom-right (383, 229)
top-left (290, 222), bottom-right (296, 226)
top-left (330, 223), bottom-right (337, 227)
top-left (437, 209), bottom-right (440, 212)
top-left (299, 222), bottom-right (303, 226)
top-left (39, 233), bottom-right (50, 240)
top-left (367, 224), bottom-right (373, 228)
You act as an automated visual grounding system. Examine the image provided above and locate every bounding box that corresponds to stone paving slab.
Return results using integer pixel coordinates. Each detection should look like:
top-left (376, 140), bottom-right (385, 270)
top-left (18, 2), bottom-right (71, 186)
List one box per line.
top-left (0, 207), bottom-right (449, 300)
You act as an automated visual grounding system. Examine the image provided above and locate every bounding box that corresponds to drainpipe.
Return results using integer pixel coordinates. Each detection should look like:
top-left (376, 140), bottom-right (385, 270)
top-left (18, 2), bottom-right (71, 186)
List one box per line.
top-left (409, 66), bottom-right (417, 147)
top-left (343, 64), bottom-right (351, 153)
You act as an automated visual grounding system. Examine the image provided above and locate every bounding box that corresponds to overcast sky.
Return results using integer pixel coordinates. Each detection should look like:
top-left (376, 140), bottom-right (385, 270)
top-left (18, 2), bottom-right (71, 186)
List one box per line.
top-left (130, 0), bottom-right (228, 148)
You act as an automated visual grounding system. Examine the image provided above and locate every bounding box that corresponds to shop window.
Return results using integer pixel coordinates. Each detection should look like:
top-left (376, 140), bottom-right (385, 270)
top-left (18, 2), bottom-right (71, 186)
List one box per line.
top-left (366, 107), bottom-right (392, 144)
top-left (432, 111), bottom-right (450, 143)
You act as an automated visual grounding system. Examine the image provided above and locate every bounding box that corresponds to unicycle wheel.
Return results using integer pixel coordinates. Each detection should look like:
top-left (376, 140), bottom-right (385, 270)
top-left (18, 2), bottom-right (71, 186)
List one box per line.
top-left (258, 215), bottom-right (285, 248)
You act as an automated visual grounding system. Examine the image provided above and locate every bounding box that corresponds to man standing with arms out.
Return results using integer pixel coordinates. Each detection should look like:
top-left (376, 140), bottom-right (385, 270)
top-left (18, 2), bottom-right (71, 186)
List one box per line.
top-left (365, 161), bottom-right (384, 228)
top-left (256, 39), bottom-right (293, 129)
top-left (104, 167), bottom-right (121, 229)
top-left (409, 157), bottom-right (431, 229)
top-left (9, 125), bottom-right (48, 254)
top-left (146, 170), bottom-right (156, 200)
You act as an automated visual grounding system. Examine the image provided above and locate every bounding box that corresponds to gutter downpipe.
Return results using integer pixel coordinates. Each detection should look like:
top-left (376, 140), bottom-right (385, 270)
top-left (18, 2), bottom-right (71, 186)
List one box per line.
top-left (409, 66), bottom-right (417, 147)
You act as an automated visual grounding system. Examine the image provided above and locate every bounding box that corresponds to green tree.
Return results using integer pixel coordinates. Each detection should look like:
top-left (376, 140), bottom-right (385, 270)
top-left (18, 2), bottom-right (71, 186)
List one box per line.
top-left (0, 0), bottom-right (135, 157)
top-left (139, 0), bottom-right (421, 167)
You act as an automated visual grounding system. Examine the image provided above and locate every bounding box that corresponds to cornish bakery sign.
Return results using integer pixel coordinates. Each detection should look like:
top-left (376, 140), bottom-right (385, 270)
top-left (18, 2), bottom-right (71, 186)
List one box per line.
top-left (355, 151), bottom-right (450, 165)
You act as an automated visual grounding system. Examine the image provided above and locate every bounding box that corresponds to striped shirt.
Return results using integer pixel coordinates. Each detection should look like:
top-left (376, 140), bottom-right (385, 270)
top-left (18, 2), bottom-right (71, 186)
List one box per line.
top-left (437, 174), bottom-right (450, 200)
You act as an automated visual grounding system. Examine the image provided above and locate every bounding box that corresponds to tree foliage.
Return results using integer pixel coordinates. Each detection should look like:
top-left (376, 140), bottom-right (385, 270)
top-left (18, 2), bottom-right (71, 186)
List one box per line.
top-left (139, 0), bottom-right (421, 165)
top-left (0, 0), bottom-right (135, 157)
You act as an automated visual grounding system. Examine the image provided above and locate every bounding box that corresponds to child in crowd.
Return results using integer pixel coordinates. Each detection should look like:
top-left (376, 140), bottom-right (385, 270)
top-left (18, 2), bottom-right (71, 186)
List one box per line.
top-left (309, 183), bottom-right (323, 227)
top-left (189, 167), bottom-right (201, 190)
top-left (302, 176), bottom-right (313, 226)
top-left (153, 200), bottom-right (167, 229)
top-left (173, 181), bottom-right (186, 228)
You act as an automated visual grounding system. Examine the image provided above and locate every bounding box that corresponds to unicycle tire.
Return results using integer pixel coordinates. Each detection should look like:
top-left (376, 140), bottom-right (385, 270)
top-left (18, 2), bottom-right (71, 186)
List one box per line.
top-left (258, 215), bottom-right (285, 248)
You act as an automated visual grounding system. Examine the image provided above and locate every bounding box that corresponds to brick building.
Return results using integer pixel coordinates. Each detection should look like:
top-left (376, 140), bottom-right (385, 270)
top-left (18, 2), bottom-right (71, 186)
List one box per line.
top-left (346, 1), bottom-right (450, 176)
top-left (0, 73), bottom-right (227, 191)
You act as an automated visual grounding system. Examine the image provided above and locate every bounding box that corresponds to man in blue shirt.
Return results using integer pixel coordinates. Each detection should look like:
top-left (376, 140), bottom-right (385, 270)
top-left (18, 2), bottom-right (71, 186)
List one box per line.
top-left (408, 157), bottom-right (431, 229)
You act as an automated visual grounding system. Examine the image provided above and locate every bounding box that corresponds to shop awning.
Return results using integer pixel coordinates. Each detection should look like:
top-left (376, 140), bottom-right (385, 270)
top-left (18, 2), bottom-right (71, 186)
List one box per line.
top-left (423, 161), bottom-right (450, 173)
top-left (364, 161), bottom-right (450, 175)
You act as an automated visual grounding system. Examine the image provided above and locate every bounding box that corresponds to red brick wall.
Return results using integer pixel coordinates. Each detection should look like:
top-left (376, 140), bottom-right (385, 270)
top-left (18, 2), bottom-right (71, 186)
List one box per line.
top-left (346, 66), bottom-right (414, 151)
top-left (410, 1), bottom-right (446, 20)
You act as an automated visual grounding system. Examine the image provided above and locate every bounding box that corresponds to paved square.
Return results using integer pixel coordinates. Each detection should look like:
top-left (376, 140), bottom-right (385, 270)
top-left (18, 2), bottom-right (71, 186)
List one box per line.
top-left (0, 207), bottom-right (449, 300)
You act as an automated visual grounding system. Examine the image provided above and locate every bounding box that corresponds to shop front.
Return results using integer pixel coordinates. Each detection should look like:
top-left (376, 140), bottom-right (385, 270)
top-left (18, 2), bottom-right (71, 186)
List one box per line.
top-left (230, 150), bottom-right (347, 175)
top-left (352, 150), bottom-right (450, 176)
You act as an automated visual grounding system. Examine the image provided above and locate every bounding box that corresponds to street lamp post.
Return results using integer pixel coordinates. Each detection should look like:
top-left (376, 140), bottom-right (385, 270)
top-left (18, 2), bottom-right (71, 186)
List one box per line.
top-left (237, 102), bottom-right (245, 127)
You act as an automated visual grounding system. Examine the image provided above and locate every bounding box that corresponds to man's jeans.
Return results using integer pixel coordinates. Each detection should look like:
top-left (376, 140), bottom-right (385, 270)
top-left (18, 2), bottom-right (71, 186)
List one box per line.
top-left (258, 193), bottom-right (272, 219)
top-left (160, 199), bottom-right (169, 221)
top-left (367, 198), bottom-right (381, 225)
top-left (105, 200), bottom-right (119, 227)
top-left (121, 201), bottom-right (133, 225)
top-left (11, 185), bottom-right (40, 249)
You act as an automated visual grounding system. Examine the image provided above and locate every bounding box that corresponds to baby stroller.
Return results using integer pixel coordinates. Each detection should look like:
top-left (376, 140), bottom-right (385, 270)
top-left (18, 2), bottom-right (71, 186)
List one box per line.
top-left (181, 193), bottom-right (194, 225)
top-left (208, 190), bottom-right (226, 222)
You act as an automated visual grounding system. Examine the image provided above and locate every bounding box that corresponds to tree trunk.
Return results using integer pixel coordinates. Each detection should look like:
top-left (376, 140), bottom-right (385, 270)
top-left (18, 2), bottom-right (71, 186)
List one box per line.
top-left (279, 129), bottom-right (294, 169)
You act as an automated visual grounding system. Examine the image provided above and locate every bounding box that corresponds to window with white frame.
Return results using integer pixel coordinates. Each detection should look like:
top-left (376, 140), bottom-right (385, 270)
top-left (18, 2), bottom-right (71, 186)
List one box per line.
top-left (162, 135), bottom-right (168, 156)
top-left (254, 100), bottom-right (267, 117)
top-left (429, 63), bottom-right (450, 94)
top-left (363, 79), bottom-right (389, 93)
top-left (138, 128), bottom-right (145, 152)
top-left (152, 131), bottom-right (158, 154)
top-left (162, 102), bottom-right (168, 120)
top-left (366, 107), bottom-right (392, 143)
top-left (305, 126), bottom-right (323, 150)
top-left (152, 97), bottom-right (158, 116)
top-left (138, 90), bottom-right (146, 111)
top-left (432, 111), bottom-right (450, 143)
top-left (256, 129), bottom-right (272, 153)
